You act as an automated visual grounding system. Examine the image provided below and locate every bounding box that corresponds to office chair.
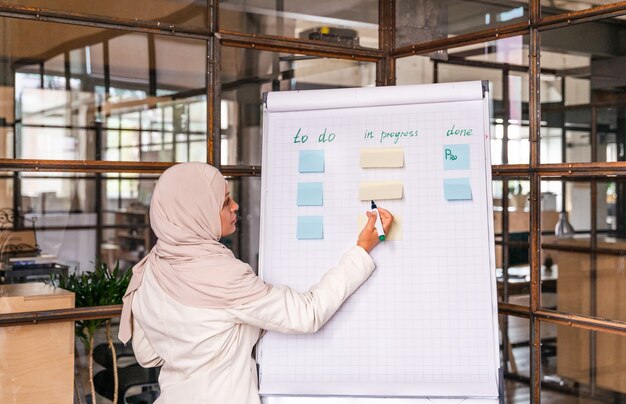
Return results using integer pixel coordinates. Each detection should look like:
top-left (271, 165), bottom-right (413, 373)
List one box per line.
top-left (92, 342), bottom-right (160, 404)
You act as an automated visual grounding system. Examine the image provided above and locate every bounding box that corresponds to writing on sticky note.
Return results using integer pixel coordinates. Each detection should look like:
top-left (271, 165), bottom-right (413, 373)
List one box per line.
top-left (358, 181), bottom-right (403, 201)
top-left (444, 144), bottom-right (470, 171)
top-left (297, 216), bottom-right (323, 240)
top-left (360, 147), bottom-right (404, 168)
top-left (444, 178), bottom-right (472, 201)
top-left (297, 182), bottom-right (323, 206)
top-left (299, 150), bottom-right (325, 173)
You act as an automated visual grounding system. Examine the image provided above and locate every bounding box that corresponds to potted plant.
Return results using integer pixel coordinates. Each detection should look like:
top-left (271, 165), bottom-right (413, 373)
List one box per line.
top-left (54, 260), bottom-right (132, 404)
top-left (508, 181), bottom-right (527, 210)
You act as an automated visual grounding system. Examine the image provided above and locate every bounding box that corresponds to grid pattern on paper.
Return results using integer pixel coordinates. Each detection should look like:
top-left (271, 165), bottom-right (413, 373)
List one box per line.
top-left (258, 99), bottom-right (498, 398)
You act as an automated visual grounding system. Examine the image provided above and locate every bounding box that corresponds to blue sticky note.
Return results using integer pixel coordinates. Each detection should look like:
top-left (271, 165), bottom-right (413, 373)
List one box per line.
top-left (444, 144), bottom-right (470, 170)
top-left (297, 216), bottom-right (324, 239)
top-left (297, 182), bottom-right (323, 206)
top-left (444, 178), bottom-right (472, 201)
top-left (299, 150), bottom-right (325, 173)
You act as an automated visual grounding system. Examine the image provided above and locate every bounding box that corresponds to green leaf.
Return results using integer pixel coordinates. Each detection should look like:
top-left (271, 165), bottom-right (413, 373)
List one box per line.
top-left (47, 258), bottom-right (133, 349)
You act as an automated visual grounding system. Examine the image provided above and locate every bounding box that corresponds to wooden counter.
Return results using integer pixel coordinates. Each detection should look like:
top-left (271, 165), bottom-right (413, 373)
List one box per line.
top-left (494, 209), bottom-right (560, 235)
top-left (543, 236), bottom-right (626, 394)
top-left (0, 283), bottom-right (75, 403)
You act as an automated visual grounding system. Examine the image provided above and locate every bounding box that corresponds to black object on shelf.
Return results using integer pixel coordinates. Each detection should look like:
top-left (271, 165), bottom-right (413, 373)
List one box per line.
top-left (299, 27), bottom-right (360, 47)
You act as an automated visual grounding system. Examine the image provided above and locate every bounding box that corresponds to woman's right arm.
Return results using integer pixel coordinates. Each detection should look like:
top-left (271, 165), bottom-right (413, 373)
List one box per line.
top-left (228, 208), bottom-right (393, 334)
top-left (228, 245), bottom-right (374, 333)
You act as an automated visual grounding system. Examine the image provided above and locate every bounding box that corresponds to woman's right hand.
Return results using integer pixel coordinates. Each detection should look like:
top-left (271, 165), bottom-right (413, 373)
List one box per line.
top-left (357, 207), bottom-right (394, 253)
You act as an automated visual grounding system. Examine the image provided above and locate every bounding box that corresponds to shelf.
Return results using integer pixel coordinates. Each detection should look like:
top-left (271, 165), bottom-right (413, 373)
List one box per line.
top-left (115, 231), bottom-right (146, 240)
top-left (118, 252), bottom-right (142, 262)
top-left (102, 210), bottom-right (152, 267)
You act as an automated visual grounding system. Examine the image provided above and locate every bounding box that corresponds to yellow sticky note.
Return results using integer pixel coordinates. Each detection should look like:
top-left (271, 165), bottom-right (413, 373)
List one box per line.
top-left (360, 147), bottom-right (404, 168)
top-left (358, 181), bottom-right (403, 200)
top-left (358, 214), bottom-right (402, 241)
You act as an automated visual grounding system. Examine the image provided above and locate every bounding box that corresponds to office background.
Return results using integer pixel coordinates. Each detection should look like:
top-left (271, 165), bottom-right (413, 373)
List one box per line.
top-left (0, 1), bottom-right (625, 403)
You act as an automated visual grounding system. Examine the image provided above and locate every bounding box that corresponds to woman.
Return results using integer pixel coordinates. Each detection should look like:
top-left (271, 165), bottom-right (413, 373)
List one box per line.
top-left (119, 162), bottom-right (393, 403)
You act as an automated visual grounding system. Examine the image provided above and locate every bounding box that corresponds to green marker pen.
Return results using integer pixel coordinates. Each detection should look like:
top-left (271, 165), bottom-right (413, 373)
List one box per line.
top-left (370, 200), bottom-right (386, 241)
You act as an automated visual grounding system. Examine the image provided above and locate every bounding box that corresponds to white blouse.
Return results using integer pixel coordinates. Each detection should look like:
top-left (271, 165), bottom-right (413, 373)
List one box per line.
top-left (131, 245), bottom-right (375, 404)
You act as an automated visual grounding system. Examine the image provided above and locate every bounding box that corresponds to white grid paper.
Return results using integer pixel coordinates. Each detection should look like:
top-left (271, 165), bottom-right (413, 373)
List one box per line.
top-left (258, 84), bottom-right (499, 399)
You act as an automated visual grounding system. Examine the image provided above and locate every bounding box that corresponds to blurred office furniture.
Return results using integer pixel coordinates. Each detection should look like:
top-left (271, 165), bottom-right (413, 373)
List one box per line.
top-left (1, 261), bottom-right (69, 283)
top-left (0, 282), bottom-right (75, 403)
top-left (494, 208), bottom-right (561, 375)
top-left (0, 207), bottom-right (40, 258)
top-left (547, 236), bottom-right (626, 394)
top-left (105, 209), bottom-right (152, 267)
top-left (93, 342), bottom-right (160, 403)
top-left (0, 207), bottom-right (70, 283)
top-left (496, 265), bottom-right (558, 297)
top-left (26, 212), bottom-right (96, 275)
top-left (493, 209), bottom-right (560, 268)
top-left (497, 264), bottom-right (559, 373)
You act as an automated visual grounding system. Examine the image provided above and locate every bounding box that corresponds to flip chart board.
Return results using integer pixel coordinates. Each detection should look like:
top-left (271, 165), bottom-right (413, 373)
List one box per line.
top-left (258, 81), bottom-right (499, 400)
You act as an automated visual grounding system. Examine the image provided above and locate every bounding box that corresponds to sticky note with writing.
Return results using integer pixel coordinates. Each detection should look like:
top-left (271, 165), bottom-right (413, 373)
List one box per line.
top-left (297, 182), bottom-right (323, 206)
top-left (299, 150), bottom-right (325, 173)
top-left (296, 216), bottom-right (323, 239)
top-left (443, 178), bottom-right (472, 201)
top-left (443, 144), bottom-right (470, 170)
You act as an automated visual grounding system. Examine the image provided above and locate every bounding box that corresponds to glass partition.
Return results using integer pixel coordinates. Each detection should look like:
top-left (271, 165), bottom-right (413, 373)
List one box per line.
top-left (100, 173), bottom-right (155, 269)
top-left (501, 314), bottom-right (532, 378)
top-left (396, 0), bottom-right (529, 48)
top-left (220, 0), bottom-right (379, 49)
top-left (540, 179), bottom-right (626, 323)
top-left (541, 248), bottom-right (594, 315)
top-left (0, 17), bottom-right (207, 162)
top-left (541, 328), bottom-right (626, 401)
top-left (542, 0), bottom-right (626, 15)
top-left (7, 0), bottom-right (207, 28)
top-left (3, 2), bottom-right (626, 404)
top-left (99, 174), bottom-right (263, 273)
top-left (396, 36), bottom-right (529, 165)
top-left (496, 178), bottom-right (532, 305)
top-left (221, 47), bottom-right (376, 165)
top-left (540, 20), bottom-right (626, 164)
top-left (0, 174), bottom-right (96, 279)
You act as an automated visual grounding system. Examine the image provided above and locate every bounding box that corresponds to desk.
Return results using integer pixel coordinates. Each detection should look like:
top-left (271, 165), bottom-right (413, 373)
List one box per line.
top-left (0, 283), bottom-right (75, 403)
top-left (496, 265), bottom-right (558, 296)
top-left (544, 236), bottom-right (626, 394)
top-left (493, 210), bottom-right (560, 268)
top-left (496, 265), bottom-right (558, 374)
top-left (0, 263), bottom-right (69, 284)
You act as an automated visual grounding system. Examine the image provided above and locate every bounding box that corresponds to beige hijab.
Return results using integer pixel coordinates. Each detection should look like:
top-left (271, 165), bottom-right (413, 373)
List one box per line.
top-left (118, 162), bottom-right (271, 344)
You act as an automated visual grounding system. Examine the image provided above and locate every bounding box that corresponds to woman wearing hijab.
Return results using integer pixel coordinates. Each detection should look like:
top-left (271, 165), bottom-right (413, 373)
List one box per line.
top-left (119, 162), bottom-right (393, 404)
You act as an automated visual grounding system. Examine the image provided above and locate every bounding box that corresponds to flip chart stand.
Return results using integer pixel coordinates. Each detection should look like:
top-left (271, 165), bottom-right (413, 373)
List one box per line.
top-left (258, 81), bottom-right (500, 402)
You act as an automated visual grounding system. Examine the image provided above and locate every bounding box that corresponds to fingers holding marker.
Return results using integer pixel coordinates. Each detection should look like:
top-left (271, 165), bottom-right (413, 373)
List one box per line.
top-left (357, 206), bottom-right (394, 252)
top-left (365, 211), bottom-right (377, 230)
top-left (376, 207), bottom-right (394, 234)
top-left (370, 200), bottom-right (387, 241)
top-left (357, 211), bottom-right (381, 252)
